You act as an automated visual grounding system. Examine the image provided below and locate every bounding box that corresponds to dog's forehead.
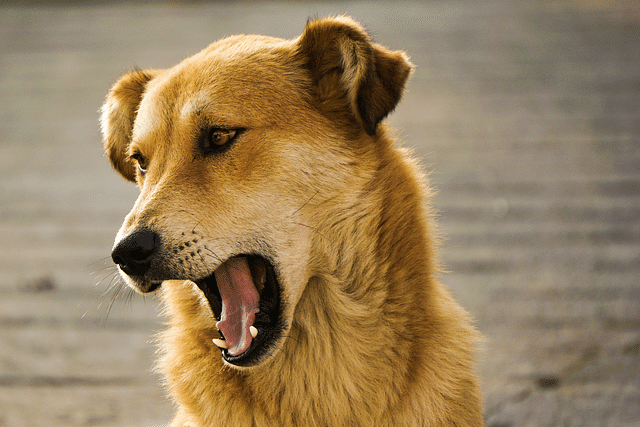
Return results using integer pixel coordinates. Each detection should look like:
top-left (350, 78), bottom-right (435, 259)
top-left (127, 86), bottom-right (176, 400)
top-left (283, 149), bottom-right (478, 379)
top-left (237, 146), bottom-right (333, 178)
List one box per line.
top-left (131, 77), bottom-right (170, 145)
top-left (132, 34), bottom-right (307, 143)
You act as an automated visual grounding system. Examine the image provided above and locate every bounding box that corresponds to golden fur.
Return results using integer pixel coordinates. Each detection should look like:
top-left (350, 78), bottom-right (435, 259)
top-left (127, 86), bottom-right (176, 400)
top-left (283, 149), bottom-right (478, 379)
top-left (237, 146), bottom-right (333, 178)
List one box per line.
top-left (101, 16), bottom-right (483, 426)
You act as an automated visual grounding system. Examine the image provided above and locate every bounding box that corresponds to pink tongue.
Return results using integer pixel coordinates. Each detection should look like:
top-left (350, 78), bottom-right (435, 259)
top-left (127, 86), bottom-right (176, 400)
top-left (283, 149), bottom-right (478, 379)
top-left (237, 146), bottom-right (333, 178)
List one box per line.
top-left (214, 257), bottom-right (260, 356)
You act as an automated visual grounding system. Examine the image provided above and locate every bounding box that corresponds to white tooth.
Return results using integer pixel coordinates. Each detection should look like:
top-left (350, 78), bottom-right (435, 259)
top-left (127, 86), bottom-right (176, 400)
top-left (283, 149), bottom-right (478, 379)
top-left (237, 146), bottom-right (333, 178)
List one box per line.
top-left (212, 338), bottom-right (227, 349)
top-left (215, 321), bottom-right (221, 331)
top-left (250, 326), bottom-right (258, 338)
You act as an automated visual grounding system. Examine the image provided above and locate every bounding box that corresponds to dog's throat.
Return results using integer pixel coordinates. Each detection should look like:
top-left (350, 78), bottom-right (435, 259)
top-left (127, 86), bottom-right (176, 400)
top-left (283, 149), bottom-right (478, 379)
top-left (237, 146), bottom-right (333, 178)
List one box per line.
top-left (213, 257), bottom-right (262, 356)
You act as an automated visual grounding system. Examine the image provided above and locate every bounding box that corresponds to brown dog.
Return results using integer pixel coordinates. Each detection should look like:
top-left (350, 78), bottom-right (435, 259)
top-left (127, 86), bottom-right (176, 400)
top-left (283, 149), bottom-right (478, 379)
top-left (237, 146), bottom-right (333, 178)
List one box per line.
top-left (101, 16), bottom-right (483, 427)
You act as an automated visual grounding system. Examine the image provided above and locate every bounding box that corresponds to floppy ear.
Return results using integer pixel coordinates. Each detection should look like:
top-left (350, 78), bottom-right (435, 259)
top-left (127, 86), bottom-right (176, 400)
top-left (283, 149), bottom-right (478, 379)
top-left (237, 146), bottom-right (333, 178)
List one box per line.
top-left (100, 69), bottom-right (158, 182)
top-left (297, 16), bottom-right (413, 135)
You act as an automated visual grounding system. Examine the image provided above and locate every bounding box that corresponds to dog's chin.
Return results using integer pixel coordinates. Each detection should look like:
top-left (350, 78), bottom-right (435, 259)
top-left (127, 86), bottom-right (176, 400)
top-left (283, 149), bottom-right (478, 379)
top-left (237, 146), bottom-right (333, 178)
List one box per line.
top-left (118, 271), bottom-right (163, 295)
top-left (195, 255), bottom-right (284, 368)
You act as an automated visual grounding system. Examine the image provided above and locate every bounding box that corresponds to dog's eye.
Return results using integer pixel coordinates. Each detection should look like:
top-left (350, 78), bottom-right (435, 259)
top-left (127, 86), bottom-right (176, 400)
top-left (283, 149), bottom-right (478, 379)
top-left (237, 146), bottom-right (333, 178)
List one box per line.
top-left (130, 153), bottom-right (148, 175)
top-left (207, 128), bottom-right (238, 149)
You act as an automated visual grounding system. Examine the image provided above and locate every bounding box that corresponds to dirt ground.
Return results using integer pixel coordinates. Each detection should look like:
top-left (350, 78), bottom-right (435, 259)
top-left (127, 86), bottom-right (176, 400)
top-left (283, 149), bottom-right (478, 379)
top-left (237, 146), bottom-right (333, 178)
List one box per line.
top-left (1, 1), bottom-right (639, 426)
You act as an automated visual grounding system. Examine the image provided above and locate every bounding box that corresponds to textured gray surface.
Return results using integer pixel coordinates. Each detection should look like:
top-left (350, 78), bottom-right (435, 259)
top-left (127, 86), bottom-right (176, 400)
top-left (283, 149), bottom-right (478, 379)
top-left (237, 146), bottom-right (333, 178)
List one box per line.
top-left (1, 1), bottom-right (639, 426)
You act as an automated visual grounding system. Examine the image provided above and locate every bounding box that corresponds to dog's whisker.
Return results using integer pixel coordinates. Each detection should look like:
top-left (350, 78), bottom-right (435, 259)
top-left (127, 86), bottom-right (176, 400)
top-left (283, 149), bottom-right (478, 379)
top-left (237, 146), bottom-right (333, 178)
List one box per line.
top-left (81, 265), bottom-right (120, 313)
top-left (83, 265), bottom-right (117, 301)
top-left (97, 271), bottom-right (123, 303)
top-left (93, 265), bottom-right (119, 286)
top-left (94, 273), bottom-right (126, 324)
top-left (85, 256), bottom-right (116, 274)
top-left (293, 221), bottom-right (328, 240)
top-left (88, 267), bottom-right (119, 286)
top-left (81, 269), bottom-right (118, 317)
top-left (191, 220), bottom-right (204, 235)
top-left (175, 210), bottom-right (207, 235)
top-left (122, 286), bottom-right (132, 308)
top-left (102, 277), bottom-right (137, 325)
top-left (290, 190), bottom-right (320, 216)
top-left (125, 287), bottom-right (136, 313)
top-left (204, 247), bottom-right (224, 264)
top-left (101, 282), bottom-right (123, 325)
top-left (196, 250), bottom-right (213, 277)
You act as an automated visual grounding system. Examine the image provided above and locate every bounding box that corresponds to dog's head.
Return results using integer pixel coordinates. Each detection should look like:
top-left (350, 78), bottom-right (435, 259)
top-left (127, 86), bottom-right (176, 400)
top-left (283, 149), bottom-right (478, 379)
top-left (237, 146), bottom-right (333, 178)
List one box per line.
top-left (101, 17), bottom-right (412, 368)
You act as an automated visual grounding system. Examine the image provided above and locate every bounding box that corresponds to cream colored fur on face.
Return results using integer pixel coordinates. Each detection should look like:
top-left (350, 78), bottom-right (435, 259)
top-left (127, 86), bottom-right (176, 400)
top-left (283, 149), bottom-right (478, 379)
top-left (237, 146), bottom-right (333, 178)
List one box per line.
top-left (101, 16), bottom-right (483, 427)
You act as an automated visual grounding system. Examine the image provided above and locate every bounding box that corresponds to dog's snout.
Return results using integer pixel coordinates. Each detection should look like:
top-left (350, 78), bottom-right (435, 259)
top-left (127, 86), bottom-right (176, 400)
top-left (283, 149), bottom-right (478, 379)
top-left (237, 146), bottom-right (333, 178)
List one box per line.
top-left (111, 229), bottom-right (159, 277)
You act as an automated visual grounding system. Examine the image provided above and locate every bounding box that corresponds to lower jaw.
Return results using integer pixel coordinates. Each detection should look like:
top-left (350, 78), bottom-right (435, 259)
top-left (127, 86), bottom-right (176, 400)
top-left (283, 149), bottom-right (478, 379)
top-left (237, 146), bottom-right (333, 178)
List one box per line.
top-left (217, 320), bottom-right (283, 368)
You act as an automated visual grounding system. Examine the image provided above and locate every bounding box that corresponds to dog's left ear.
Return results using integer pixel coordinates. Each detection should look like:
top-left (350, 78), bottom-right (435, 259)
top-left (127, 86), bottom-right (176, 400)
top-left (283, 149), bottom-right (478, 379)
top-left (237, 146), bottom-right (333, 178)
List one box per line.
top-left (297, 16), bottom-right (413, 135)
top-left (100, 69), bottom-right (159, 182)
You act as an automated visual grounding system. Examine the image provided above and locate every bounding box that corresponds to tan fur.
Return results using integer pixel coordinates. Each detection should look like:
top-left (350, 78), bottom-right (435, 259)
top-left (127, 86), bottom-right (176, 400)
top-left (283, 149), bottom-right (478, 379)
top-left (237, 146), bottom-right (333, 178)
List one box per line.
top-left (101, 16), bottom-right (483, 427)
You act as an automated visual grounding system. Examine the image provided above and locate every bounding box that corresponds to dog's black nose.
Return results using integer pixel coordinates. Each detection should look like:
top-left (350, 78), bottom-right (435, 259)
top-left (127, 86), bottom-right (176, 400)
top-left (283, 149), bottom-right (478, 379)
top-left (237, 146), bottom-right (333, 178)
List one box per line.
top-left (111, 229), bottom-right (159, 277)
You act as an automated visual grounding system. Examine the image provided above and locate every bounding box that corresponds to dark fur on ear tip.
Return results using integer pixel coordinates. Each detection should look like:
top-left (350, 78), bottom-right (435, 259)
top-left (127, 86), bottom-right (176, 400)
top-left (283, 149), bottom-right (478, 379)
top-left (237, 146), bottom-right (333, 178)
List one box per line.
top-left (358, 48), bottom-right (414, 136)
top-left (297, 16), bottom-right (413, 136)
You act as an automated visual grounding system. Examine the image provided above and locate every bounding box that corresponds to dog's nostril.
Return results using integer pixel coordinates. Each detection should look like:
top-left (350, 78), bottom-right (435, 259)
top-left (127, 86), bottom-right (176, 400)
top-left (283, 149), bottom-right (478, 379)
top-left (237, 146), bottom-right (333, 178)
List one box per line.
top-left (111, 229), bottom-right (159, 276)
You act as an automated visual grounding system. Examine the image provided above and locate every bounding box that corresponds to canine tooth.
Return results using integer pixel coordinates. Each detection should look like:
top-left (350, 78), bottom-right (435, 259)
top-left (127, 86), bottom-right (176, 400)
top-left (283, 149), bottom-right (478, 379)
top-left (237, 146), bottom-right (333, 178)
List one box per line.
top-left (250, 326), bottom-right (258, 338)
top-left (212, 338), bottom-right (228, 349)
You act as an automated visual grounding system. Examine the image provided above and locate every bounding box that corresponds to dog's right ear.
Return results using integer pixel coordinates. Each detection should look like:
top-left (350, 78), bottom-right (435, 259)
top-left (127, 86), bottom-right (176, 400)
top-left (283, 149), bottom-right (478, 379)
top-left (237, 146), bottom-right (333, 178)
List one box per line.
top-left (296, 16), bottom-right (413, 136)
top-left (100, 69), bottom-right (158, 182)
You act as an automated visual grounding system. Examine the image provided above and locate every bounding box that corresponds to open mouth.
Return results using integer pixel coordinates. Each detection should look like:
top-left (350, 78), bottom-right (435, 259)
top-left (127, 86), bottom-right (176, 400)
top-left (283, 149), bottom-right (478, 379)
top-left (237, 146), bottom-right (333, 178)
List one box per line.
top-left (195, 255), bottom-right (282, 367)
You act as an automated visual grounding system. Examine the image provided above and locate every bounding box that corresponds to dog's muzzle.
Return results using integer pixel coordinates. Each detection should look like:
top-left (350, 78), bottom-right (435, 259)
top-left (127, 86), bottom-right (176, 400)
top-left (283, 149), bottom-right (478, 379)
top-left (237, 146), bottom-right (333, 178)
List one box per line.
top-left (111, 228), bottom-right (284, 367)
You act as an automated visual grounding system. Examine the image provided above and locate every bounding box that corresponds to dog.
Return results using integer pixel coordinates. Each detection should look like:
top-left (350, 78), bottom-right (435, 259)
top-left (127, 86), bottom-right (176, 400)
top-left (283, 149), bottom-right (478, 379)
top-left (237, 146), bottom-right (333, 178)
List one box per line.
top-left (100, 16), bottom-right (483, 427)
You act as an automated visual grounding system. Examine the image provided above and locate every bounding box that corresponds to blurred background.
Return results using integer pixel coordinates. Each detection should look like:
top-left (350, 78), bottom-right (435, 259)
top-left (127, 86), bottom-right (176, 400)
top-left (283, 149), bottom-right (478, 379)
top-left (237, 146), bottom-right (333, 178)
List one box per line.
top-left (1, 1), bottom-right (638, 426)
